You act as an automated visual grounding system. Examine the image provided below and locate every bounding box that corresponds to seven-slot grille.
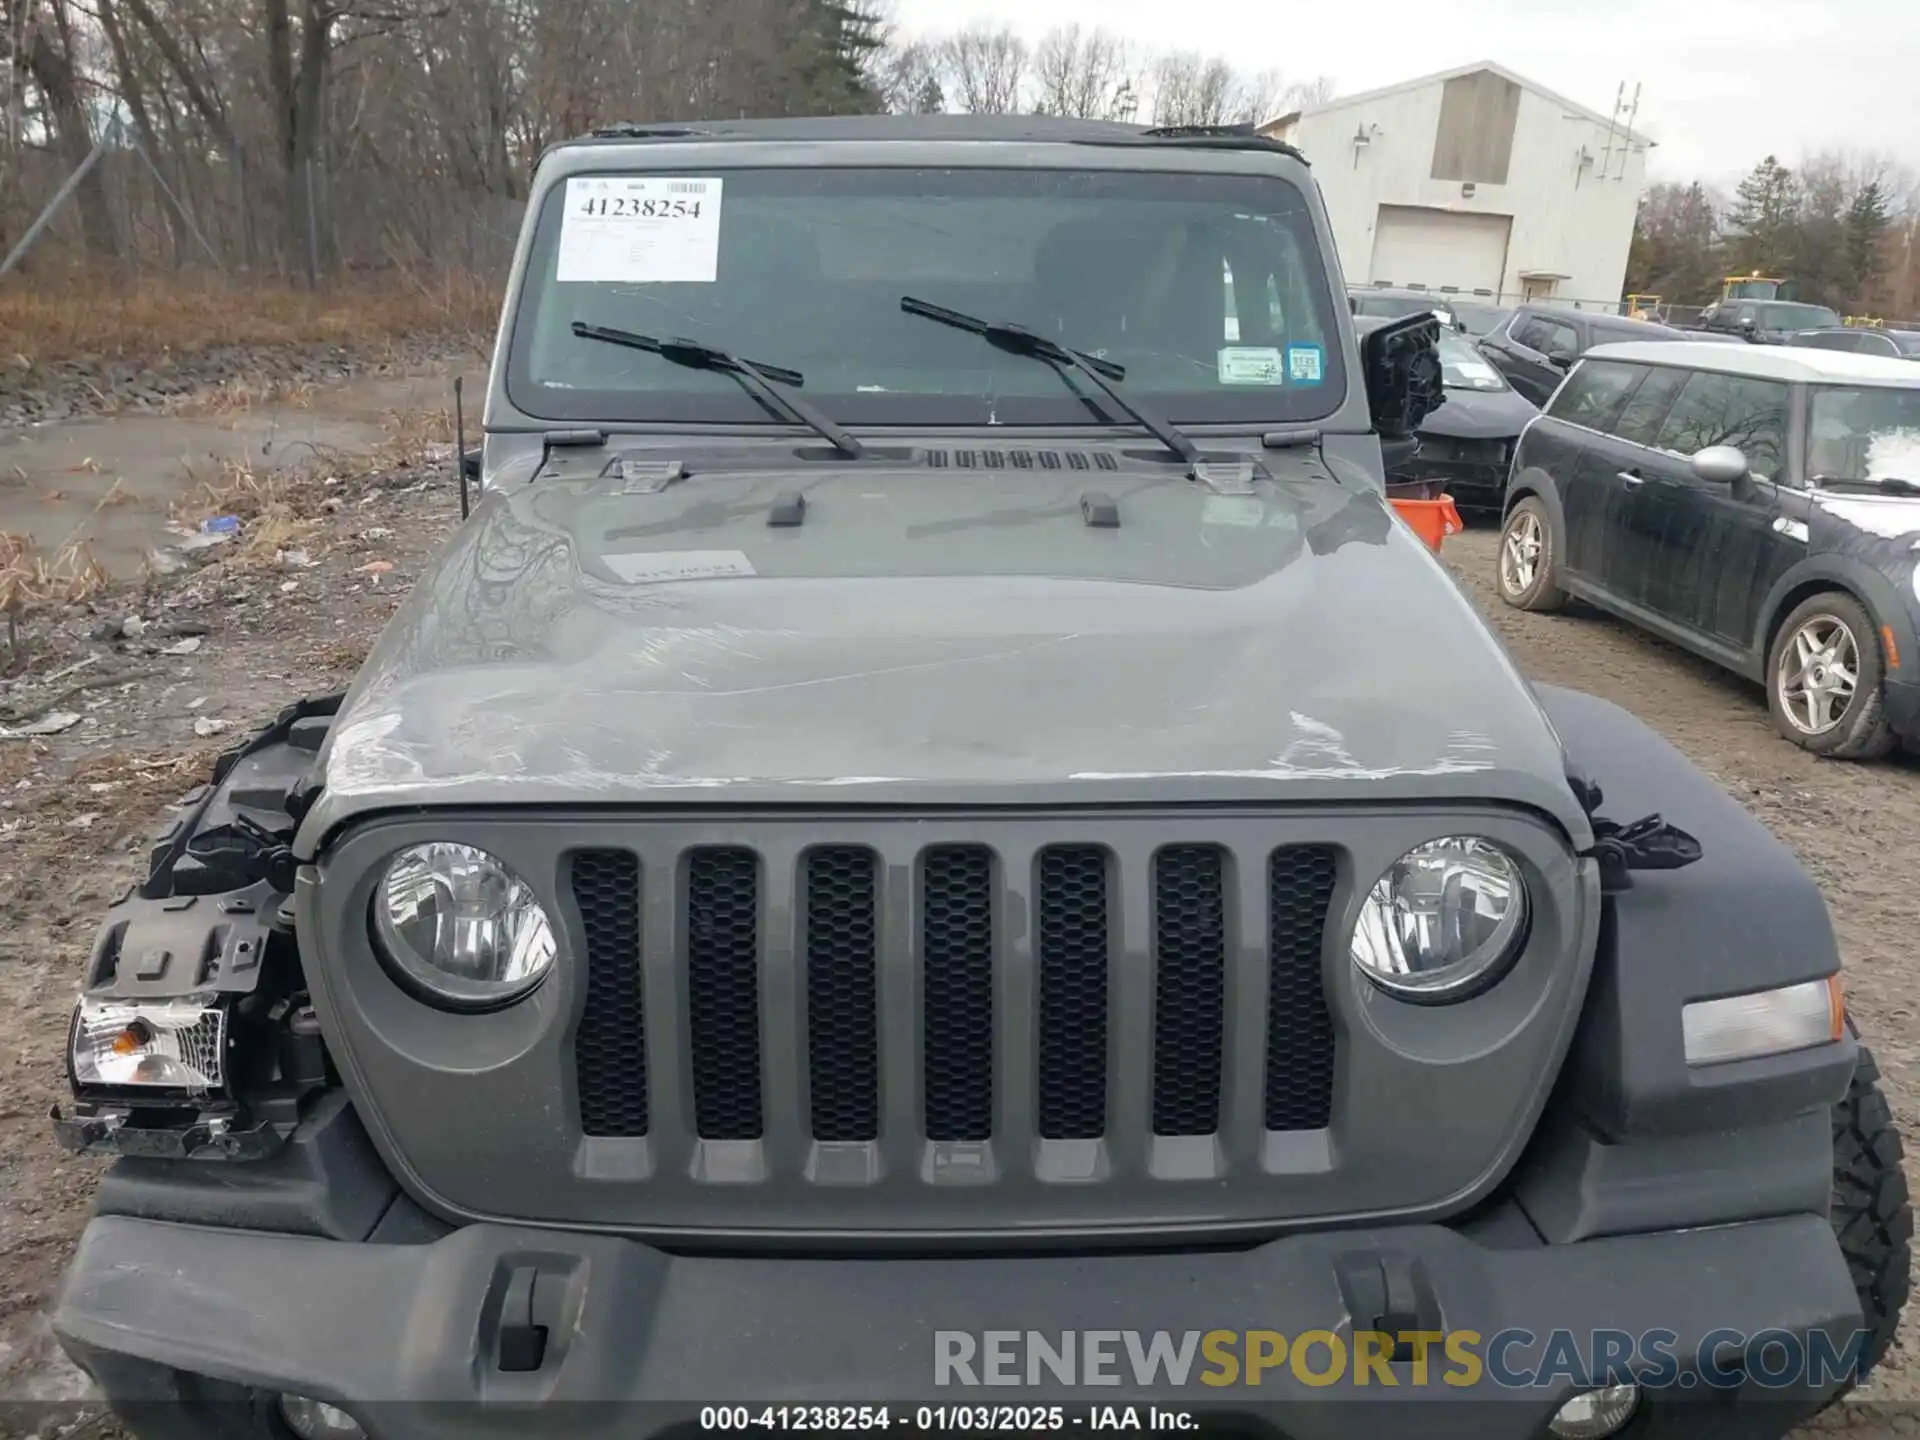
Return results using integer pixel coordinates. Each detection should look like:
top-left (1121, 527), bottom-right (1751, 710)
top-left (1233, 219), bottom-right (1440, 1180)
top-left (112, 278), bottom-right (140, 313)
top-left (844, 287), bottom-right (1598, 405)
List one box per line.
top-left (569, 841), bottom-right (1339, 1158)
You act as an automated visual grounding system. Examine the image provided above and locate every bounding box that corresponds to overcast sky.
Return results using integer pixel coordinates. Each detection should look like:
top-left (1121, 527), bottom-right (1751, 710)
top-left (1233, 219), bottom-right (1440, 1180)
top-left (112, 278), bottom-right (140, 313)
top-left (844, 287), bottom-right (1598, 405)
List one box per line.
top-left (890, 0), bottom-right (1920, 192)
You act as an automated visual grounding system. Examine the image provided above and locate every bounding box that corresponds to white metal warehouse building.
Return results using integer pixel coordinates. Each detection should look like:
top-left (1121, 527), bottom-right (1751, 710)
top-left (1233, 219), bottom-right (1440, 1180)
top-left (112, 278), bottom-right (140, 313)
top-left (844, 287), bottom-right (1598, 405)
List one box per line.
top-left (1259, 62), bottom-right (1651, 312)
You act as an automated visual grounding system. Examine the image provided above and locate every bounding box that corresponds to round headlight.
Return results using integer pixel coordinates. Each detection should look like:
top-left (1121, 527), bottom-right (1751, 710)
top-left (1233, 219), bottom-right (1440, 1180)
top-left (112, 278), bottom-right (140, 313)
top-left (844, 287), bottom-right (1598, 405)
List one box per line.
top-left (1350, 837), bottom-right (1529, 1002)
top-left (372, 843), bottom-right (556, 1010)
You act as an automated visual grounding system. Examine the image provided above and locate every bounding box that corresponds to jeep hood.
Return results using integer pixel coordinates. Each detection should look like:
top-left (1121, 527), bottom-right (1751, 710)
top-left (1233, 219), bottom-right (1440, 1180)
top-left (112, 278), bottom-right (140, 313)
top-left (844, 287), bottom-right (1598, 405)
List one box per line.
top-left (299, 450), bottom-right (1589, 851)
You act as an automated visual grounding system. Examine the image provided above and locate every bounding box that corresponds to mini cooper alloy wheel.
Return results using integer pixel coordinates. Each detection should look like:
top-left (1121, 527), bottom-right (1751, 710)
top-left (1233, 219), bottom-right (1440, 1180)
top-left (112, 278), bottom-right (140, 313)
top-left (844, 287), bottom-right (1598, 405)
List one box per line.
top-left (1500, 508), bottom-right (1546, 596)
top-left (1776, 614), bottom-right (1859, 738)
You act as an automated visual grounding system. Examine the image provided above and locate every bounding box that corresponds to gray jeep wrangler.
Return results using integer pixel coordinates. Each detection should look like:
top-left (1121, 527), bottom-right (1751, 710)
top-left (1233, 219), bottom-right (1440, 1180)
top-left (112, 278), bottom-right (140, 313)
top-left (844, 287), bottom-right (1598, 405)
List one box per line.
top-left (49, 116), bottom-right (1912, 1440)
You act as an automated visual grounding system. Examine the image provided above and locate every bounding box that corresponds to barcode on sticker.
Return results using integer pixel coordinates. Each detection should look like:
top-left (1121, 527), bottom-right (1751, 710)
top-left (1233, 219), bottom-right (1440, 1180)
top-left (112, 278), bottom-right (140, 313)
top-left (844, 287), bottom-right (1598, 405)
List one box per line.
top-left (669, 181), bottom-right (708, 194)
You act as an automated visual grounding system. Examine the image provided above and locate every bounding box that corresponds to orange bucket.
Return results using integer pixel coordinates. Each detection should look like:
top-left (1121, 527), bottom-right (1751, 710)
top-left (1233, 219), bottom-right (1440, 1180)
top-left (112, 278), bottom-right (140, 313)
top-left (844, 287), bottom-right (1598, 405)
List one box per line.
top-left (1390, 495), bottom-right (1464, 552)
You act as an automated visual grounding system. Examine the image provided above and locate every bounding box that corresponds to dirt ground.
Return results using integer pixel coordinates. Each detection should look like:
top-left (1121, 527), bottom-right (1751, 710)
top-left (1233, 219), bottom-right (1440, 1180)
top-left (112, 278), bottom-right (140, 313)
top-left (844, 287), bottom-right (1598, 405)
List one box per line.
top-left (1, 412), bottom-right (1919, 1434)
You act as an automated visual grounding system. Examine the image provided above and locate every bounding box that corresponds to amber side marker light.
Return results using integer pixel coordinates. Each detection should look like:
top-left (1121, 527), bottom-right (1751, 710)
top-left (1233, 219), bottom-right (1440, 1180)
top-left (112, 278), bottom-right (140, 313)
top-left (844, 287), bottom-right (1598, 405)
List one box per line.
top-left (1681, 975), bottom-right (1846, 1066)
top-left (1883, 624), bottom-right (1901, 673)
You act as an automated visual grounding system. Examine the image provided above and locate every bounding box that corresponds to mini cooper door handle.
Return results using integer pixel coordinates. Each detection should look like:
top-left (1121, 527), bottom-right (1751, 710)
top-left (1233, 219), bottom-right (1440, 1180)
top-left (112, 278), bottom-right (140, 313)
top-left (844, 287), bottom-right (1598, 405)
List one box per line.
top-left (1617, 469), bottom-right (1644, 485)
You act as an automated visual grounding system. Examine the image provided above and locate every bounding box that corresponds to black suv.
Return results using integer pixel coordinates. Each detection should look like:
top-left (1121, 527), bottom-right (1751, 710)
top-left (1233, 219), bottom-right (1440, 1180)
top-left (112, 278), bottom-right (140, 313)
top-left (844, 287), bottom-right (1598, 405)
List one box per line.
top-left (1698, 299), bottom-right (1845, 345)
top-left (1496, 338), bottom-right (1920, 759)
top-left (1478, 305), bottom-right (1691, 406)
top-left (1789, 326), bottom-right (1920, 361)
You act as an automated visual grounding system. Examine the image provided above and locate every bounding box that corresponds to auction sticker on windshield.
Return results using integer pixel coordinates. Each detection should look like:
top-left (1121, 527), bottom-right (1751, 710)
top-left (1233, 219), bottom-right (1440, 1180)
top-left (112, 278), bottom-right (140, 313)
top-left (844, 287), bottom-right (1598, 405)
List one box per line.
top-left (1285, 344), bottom-right (1325, 384)
top-left (556, 177), bottom-right (724, 284)
top-left (1217, 347), bottom-right (1285, 385)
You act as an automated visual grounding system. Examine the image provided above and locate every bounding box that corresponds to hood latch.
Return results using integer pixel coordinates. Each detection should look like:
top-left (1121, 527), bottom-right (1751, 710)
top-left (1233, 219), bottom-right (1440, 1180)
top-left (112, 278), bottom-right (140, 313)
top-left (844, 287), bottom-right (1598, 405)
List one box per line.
top-left (1568, 772), bottom-right (1703, 894)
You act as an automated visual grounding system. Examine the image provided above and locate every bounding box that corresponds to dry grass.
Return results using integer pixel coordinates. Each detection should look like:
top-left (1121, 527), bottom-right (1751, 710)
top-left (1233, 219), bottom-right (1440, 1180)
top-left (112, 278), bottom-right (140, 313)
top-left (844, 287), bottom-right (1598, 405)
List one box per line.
top-left (170, 374), bottom-right (320, 418)
top-left (164, 459), bottom-right (324, 571)
top-left (1, 531), bottom-right (110, 611)
top-left (0, 270), bottom-right (496, 366)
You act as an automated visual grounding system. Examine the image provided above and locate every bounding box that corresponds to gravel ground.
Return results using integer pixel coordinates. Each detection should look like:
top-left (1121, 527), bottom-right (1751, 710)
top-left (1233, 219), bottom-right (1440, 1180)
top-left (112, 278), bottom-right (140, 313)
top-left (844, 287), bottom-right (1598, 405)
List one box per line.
top-left (0, 478), bottom-right (1918, 1435)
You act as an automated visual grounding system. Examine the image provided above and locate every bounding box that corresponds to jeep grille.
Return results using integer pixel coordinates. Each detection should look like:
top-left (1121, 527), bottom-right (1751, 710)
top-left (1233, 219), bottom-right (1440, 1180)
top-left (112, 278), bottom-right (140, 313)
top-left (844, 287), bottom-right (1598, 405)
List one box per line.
top-left (570, 841), bottom-right (1338, 1154)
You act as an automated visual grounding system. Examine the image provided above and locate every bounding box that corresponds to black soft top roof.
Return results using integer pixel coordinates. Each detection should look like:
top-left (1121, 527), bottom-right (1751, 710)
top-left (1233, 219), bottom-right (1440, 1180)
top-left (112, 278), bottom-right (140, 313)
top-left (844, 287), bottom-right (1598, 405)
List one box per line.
top-left (551, 113), bottom-right (1306, 161)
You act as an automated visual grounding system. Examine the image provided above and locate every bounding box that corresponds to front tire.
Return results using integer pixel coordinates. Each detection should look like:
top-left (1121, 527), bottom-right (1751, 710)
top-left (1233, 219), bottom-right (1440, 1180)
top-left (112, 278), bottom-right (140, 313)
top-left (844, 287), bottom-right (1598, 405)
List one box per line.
top-left (1831, 1030), bottom-right (1913, 1394)
top-left (1496, 496), bottom-right (1566, 612)
top-left (78, 1350), bottom-right (290, 1439)
top-left (1766, 593), bottom-right (1896, 759)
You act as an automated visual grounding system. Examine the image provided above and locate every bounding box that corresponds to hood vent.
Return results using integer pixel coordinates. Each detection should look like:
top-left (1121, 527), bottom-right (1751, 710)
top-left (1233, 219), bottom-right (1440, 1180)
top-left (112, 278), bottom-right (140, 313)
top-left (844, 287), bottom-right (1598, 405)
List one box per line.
top-left (924, 449), bottom-right (1120, 472)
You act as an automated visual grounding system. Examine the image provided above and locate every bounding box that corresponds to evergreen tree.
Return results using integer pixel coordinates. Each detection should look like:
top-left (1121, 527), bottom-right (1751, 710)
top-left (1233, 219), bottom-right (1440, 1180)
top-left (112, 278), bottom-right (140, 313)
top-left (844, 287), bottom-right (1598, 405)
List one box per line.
top-left (1725, 155), bottom-right (1799, 277)
top-left (1844, 180), bottom-right (1892, 304)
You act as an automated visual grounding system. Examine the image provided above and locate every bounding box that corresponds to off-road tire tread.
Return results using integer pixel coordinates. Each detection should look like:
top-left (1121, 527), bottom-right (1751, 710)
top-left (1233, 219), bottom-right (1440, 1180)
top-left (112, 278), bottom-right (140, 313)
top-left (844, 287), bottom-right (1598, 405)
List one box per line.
top-left (1498, 496), bottom-right (1567, 613)
top-left (82, 1351), bottom-right (289, 1439)
top-left (1768, 592), bottom-right (1896, 761)
top-left (1831, 1038), bottom-right (1913, 1390)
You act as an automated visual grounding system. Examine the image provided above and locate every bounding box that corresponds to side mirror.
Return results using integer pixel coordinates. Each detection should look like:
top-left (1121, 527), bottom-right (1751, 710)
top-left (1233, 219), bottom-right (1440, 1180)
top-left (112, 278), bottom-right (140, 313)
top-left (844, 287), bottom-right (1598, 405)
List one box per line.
top-left (460, 448), bottom-right (481, 481)
top-left (1691, 445), bottom-right (1749, 484)
top-left (1547, 350), bottom-right (1575, 370)
top-left (1739, 317), bottom-right (1757, 333)
top-left (1360, 312), bottom-right (1446, 441)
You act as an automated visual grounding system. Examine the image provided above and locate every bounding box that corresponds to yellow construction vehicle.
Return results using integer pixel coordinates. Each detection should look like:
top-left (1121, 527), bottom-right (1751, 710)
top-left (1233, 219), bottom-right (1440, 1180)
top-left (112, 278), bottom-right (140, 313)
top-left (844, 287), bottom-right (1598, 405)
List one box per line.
top-left (1624, 293), bottom-right (1663, 321)
top-left (1721, 273), bottom-right (1794, 303)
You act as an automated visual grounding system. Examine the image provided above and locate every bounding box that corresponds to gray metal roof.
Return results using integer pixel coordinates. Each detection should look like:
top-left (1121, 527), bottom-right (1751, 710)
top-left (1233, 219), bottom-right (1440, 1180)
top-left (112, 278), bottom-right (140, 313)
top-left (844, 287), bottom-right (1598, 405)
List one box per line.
top-left (552, 114), bottom-right (1305, 160)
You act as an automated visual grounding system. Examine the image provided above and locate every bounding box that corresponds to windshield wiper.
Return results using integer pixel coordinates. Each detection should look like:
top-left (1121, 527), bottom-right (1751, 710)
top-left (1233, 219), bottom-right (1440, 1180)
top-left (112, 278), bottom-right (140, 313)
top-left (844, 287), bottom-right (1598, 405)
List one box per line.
top-left (570, 321), bottom-right (863, 459)
top-left (898, 296), bottom-right (1201, 465)
top-left (1812, 474), bottom-right (1920, 495)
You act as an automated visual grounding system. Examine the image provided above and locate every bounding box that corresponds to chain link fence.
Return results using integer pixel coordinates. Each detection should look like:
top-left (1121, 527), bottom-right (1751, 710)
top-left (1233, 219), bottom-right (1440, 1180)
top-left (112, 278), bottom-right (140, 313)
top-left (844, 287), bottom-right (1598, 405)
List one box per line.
top-left (1, 135), bottom-right (526, 289)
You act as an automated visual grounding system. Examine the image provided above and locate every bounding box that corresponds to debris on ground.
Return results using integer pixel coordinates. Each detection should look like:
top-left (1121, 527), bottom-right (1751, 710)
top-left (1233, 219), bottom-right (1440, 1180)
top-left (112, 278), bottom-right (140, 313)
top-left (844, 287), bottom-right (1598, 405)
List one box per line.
top-left (0, 710), bottom-right (80, 738)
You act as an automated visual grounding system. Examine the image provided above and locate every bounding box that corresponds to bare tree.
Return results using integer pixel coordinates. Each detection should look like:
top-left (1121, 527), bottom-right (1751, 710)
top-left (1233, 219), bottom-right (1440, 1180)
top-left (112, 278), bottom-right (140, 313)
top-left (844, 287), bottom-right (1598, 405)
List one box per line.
top-left (871, 35), bottom-right (944, 114)
top-left (14, 0), bottom-right (119, 258)
top-left (940, 21), bottom-right (1026, 115)
top-left (1148, 50), bottom-right (1240, 128)
top-left (1282, 75), bottom-right (1338, 113)
top-left (1031, 23), bottom-right (1136, 121)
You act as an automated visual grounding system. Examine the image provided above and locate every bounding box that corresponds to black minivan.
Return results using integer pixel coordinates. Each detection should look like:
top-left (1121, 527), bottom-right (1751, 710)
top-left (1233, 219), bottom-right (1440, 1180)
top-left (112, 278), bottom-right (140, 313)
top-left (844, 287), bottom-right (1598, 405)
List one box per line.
top-left (1495, 339), bottom-right (1920, 759)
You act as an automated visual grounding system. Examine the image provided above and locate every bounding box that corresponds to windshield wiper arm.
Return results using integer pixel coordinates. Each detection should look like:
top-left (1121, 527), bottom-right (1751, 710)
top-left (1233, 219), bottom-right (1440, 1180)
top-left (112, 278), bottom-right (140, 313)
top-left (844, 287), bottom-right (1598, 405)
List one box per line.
top-left (899, 296), bottom-right (1201, 465)
top-left (570, 321), bottom-right (863, 459)
top-left (1812, 473), bottom-right (1920, 495)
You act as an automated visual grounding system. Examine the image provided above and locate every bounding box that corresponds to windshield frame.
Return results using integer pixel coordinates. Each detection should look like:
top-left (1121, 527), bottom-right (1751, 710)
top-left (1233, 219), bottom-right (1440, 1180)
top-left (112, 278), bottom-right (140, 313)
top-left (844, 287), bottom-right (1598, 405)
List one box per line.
top-left (502, 162), bottom-right (1351, 432)
top-left (1804, 381), bottom-right (1920, 487)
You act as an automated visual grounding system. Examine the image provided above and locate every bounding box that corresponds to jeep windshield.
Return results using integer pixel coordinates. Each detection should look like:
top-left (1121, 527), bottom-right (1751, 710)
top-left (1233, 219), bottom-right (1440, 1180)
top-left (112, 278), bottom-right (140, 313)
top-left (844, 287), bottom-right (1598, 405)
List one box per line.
top-left (1807, 384), bottom-right (1920, 487)
top-left (506, 166), bottom-right (1345, 429)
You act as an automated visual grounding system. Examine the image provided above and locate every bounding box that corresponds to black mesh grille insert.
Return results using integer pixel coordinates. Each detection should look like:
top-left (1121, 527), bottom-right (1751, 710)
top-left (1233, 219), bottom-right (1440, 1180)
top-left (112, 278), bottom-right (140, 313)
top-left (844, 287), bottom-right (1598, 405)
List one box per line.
top-left (571, 850), bottom-right (646, 1137)
top-left (686, 847), bottom-right (763, 1140)
top-left (1266, 847), bottom-right (1339, 1131)
top-left (1036, 845), bottom-right (1109, 1140)
top-left (1151, 845), bottom-right (1226, 1137)
top-left (921, 845), bottom-right (994, 1142)
top-left (805, 846), bottom-right (880, 1142)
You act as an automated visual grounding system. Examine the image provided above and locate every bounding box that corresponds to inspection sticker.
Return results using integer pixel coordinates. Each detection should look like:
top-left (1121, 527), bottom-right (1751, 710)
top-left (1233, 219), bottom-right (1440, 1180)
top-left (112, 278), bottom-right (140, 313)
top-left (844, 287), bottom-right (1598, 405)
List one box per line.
top-left (601, 549), bottom-right (757, 584)
top-left (556, 176), bottom-right (724, 284)
top-left (1217, 347), bottom-right (1285, 386)
top-left (1285, 344), bottom-right (1325, 384)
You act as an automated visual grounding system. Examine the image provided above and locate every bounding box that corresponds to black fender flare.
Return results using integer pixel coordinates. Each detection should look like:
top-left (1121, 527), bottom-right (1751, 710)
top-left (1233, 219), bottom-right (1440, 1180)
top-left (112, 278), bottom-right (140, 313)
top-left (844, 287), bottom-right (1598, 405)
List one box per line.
top-left (1532, 683), bottom-right (1855, 1139)
top-left (1751, 552), bottom-right (1919, 682)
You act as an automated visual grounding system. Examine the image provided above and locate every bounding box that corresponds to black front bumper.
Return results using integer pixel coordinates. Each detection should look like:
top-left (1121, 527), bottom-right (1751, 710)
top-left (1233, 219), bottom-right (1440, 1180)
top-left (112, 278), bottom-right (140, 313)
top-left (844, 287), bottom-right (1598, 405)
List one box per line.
top-left (56, 1210), bottom-right (1861, 1439)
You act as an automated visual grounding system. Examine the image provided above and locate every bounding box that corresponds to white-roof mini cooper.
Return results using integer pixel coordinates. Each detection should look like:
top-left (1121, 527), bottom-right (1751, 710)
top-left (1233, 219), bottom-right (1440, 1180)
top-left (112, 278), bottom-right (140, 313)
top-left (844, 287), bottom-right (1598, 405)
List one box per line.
top-left (1499, 340), bottom-right (1920, 759)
